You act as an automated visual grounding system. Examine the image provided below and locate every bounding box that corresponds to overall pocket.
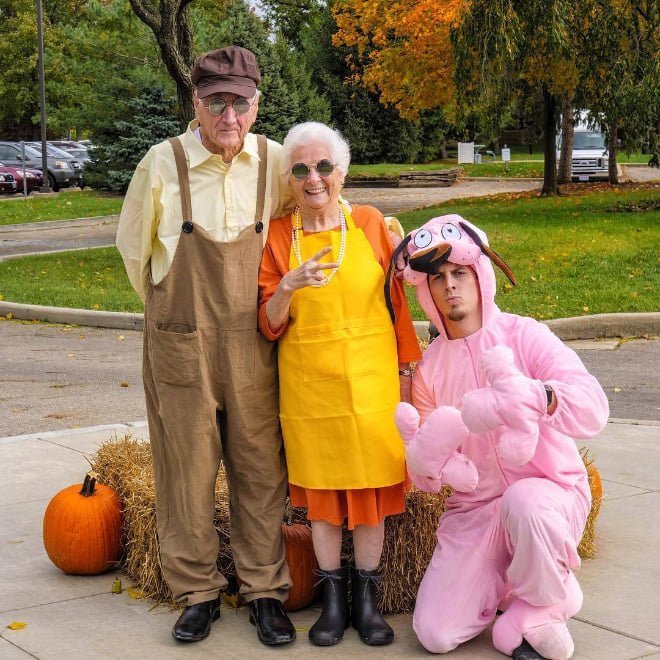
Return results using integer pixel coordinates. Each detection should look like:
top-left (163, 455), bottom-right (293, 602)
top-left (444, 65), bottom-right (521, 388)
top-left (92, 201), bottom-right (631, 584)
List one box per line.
top-left (149, 325), bottom-right (200, 386)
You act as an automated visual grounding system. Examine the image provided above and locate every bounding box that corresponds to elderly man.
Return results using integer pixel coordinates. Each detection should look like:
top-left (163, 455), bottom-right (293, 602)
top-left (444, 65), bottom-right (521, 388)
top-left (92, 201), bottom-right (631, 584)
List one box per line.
top-left (393, 215), bottom-right (609, 660)
top-left (116, 46), bottom-right (295, 646)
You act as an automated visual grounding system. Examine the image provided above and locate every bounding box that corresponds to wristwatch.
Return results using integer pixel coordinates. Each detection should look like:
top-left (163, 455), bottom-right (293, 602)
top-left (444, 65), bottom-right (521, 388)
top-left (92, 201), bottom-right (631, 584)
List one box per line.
top-left (399, 368), bottom-right (412, 377)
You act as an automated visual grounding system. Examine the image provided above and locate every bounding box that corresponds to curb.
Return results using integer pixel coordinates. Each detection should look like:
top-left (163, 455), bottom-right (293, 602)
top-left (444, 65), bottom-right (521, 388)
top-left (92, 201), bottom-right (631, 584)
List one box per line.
top-left (0, 214), bottom-right (119, 233)
top-left (0, 300), bottom-right (658, 340)
top-left (0, 421), bottom-right (149, 446)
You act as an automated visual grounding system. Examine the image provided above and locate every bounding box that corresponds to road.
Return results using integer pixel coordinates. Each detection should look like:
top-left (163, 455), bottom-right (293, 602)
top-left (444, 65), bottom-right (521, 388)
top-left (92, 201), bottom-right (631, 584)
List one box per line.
top-left (1, 319), bottom-right (657, 438)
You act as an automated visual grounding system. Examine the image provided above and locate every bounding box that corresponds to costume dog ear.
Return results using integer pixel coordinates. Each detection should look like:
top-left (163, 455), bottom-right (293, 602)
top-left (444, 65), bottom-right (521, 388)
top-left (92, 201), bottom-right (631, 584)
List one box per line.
top-left (385, 234), bottom-right (412, 324)
top-left (458, 222), bottom-right (517, 286)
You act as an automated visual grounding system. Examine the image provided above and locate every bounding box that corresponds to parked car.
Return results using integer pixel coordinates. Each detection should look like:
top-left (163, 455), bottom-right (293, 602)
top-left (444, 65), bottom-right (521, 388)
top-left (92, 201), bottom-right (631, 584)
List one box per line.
top-left (49, 140), bottom-right (90, 165)
top-left (0, 163), bottom-right (43, 193)
top-left (0, 141), bottom-right (79, 191)
top-left (26, 142), bottom-right (84, 187)
top-left (0, 169), bottom-right (17, 194)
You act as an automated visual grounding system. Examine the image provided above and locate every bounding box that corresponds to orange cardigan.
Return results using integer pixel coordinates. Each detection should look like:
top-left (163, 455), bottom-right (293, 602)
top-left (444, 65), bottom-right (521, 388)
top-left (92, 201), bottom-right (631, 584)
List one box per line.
top-left (258, 204), bottom-right (422, 363)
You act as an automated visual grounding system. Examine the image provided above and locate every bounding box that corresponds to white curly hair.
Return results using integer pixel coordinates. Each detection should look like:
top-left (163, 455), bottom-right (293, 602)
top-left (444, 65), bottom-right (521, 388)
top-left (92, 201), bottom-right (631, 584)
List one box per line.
top-left (279, 121), bottom-right (351, 179)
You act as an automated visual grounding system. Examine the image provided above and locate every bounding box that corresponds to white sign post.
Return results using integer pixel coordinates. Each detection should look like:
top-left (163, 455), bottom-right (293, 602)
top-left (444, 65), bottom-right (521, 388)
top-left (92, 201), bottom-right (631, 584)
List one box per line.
top-left (501, 145), bottom-right (511, 172)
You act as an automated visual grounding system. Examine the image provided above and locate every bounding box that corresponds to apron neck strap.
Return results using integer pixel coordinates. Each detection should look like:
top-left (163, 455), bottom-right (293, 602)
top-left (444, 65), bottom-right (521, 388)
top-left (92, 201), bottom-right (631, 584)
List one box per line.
top-left (341, 202), bottom-right (356, 231)
top-left (168, 137), bottom-right (192, 223)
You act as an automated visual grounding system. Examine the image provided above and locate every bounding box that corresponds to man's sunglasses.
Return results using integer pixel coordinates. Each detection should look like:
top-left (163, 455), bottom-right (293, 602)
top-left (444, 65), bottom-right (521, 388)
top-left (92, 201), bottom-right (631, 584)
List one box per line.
top-left (202, 96), bottom-right (255, 116)
top-left (290, 159), bottom-right (335, 180)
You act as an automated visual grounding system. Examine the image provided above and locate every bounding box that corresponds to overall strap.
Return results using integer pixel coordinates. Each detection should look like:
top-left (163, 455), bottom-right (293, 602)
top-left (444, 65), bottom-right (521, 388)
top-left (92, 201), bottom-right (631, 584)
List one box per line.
top-left (168, 137), bottom-right (192, 224)
top-left (255, 134), bottom-right (268, 224)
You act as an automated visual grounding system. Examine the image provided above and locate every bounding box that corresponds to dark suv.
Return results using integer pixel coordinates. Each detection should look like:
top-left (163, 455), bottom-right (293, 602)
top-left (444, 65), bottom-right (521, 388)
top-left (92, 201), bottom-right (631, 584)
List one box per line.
top-left (0, 141), bottom-right (81, 191)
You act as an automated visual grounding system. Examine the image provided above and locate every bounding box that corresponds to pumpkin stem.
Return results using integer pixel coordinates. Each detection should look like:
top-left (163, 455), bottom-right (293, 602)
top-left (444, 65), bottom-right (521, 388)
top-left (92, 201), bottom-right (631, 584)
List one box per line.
top-left (79, 471), bottom-right (99, 497)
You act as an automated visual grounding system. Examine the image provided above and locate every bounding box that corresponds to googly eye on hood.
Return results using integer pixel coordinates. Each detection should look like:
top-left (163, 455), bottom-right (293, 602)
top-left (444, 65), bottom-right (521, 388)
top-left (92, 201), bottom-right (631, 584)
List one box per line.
top-left (385, 214), bottom-right (516, 337)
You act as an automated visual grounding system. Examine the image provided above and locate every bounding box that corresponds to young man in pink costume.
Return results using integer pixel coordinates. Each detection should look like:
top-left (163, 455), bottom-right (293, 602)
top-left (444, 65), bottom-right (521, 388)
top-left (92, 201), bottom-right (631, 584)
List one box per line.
top-left (391, 215), bottom-right (609, 660)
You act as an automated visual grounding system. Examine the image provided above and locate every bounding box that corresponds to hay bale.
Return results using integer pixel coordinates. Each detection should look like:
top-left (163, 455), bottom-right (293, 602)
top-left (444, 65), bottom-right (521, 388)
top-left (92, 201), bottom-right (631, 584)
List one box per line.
top-left (92, 435), bottom-right (601, 612)
top-left (577, 447), bottom-right (602, 560)
top-left (379, 487), bottom-right (451, 614)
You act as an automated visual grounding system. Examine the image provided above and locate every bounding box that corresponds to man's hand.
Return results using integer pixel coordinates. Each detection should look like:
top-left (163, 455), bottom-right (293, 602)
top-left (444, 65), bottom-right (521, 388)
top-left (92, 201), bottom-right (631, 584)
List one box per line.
top-left (280, 246), bottom-right (339, 293)
top-left (461, 346), bottom-right (546, 466)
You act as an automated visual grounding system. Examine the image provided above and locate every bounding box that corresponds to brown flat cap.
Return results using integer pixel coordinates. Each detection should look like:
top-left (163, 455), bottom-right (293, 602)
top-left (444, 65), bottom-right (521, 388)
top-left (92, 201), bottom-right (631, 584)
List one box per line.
top-left (192, 46), bottom-right (261, 99)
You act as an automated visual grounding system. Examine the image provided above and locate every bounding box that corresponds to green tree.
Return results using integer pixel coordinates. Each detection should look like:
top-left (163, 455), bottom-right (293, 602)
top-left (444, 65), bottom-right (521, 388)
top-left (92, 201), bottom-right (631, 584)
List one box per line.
top-left (577, 0), bottom-right (659, 182)
top-left (199, 0), bottom-right (330, 143)
top-left (452, 0), bottom-right (580, 195)
top-left (84, 86), bottom-right (179, 192)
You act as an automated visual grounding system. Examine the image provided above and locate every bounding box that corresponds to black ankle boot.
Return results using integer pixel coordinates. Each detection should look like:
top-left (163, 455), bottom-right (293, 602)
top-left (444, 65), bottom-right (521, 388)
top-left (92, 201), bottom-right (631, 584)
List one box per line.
top-left (309, 566), bottom-right (350, 646)
top-left (351, 568), bottom-right (394, 646)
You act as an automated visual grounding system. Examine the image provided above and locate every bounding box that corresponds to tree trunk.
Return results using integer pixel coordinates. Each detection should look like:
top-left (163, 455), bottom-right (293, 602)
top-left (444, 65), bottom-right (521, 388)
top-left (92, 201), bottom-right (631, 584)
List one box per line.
top-left (542, 88), bottom-right (559, 196)
top-left (558, 96), bottom-right (574, 184)
top-left (128, 0), bottom-right (196, 132)
top-left (492, 137), bottom-right (500, 156)
top-left (608, 122), bottom-right (619, 184)
top-left (439, 139), bottom-right (448, 160)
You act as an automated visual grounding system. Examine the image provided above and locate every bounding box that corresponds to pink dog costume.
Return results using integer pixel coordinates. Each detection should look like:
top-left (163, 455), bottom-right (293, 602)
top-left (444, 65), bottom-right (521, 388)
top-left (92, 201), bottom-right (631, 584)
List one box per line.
top-left (392, 216), bottom-right (609, 658)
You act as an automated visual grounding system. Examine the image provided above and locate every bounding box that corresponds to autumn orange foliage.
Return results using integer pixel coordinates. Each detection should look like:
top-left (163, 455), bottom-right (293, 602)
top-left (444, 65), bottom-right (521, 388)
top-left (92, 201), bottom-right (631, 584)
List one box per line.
top-left (333, 0), bottom-right (466, 118)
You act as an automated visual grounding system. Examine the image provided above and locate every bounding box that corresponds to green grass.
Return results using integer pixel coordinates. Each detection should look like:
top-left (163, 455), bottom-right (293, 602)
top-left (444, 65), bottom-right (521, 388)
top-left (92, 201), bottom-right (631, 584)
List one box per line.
top-left (0, 191), bottom-right (123, 226)
top-left (348, 150), bottom-right (651, 180)
top-left (0, 249), bottom-right (143, 312)
top-left (348, 161), bottom-right (543, 179)
top-left (398, 187), bottom-right (660, 321)
top-left (0, 187), bottom-right (657, 320)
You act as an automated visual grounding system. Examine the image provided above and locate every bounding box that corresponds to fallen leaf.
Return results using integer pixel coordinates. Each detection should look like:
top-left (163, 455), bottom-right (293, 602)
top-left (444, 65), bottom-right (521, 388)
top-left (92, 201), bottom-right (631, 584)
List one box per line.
top-left (614, 387), bottom-right (622, 393)
top-left (68, 353), bottom-right (75, 357)
top-left (6, 312), bottom-right (13, 319)
top-left (127, 588), bottom-right (145, 599)
top-left (7, 621), bottom-right (27, 630)
top-left (118, 335), bottom-right (125, 341)
top-left (583, 306), bottom-right (589, 312)
top-left (120, 381), bottom-right (129, 388)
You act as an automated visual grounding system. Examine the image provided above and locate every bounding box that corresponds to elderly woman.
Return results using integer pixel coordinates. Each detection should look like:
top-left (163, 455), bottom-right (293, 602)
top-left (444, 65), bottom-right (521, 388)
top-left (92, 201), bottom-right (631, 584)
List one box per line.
top-left (257, 122), bottom-right (420, 647)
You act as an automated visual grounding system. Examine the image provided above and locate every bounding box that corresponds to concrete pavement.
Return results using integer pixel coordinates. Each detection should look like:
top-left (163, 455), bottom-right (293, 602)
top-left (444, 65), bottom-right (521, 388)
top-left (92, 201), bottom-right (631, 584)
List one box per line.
top-left (1, 419), bottom-right (658, 659)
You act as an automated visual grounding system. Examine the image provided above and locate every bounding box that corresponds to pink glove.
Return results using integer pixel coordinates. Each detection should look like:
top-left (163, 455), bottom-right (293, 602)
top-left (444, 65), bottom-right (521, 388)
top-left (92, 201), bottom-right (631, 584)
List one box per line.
top-left (395, 403), bottom-right (479, 492)
top-left (461, 346), bottom-right (546, 466)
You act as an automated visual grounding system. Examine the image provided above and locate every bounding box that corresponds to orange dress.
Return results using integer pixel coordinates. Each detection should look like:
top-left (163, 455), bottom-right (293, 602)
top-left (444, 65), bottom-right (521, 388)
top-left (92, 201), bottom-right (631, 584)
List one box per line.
top-left (258, 205), bottom-right (421, 528)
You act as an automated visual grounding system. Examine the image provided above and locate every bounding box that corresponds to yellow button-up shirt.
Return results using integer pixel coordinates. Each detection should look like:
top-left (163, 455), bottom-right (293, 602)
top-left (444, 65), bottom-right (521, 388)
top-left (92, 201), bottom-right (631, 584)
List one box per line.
top-left (116, 121), bottom-right (293, 301)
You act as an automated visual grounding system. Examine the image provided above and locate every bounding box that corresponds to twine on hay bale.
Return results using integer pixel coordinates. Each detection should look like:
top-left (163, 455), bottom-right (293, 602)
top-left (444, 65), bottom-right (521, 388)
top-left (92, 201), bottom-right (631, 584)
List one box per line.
top-left (92, 435), bottom-right (602, 613)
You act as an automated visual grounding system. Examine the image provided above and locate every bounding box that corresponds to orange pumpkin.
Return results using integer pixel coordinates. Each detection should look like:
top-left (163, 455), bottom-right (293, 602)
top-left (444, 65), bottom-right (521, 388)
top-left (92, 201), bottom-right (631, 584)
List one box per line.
top-left (43, 471), bottom-right (123, 575)
top-left (282, 523), bottom-right (320, 611)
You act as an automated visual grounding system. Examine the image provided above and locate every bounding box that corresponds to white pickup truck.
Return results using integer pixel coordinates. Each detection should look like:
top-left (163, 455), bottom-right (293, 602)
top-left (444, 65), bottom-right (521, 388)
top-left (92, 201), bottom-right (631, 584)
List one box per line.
top-left (557, 116), bottom-right (609, 181)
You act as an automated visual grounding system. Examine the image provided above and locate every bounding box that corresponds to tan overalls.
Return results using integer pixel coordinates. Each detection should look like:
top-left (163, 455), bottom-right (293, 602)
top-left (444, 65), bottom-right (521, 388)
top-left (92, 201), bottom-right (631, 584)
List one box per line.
top-left (142, 136), bottom-right (291, 606)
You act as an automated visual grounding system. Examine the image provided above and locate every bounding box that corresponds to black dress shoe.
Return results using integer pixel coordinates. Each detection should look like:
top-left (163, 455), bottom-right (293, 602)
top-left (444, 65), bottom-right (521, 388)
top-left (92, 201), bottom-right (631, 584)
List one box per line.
top-left (172, 596), bottom-right (221, 642)
top-left (248, 597), bottom-right (296, 646)
top-left (512, 639), bottom-right (544, 659)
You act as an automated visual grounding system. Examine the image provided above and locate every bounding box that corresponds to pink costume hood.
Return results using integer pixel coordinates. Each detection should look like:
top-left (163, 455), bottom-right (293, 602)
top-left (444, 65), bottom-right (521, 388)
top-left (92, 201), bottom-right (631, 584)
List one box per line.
top-left (392, 214), bottom-right (516, 338)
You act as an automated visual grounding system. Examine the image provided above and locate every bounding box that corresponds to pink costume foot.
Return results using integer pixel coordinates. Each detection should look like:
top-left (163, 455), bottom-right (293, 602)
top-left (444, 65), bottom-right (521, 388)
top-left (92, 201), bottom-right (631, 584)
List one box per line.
top-left (492, 572), bottom-right (582, 660)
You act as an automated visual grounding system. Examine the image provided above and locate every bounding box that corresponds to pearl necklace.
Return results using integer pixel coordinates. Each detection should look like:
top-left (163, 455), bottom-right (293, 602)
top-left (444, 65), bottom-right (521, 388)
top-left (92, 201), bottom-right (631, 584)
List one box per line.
top-left (291, 204), bottom-right (347, 287)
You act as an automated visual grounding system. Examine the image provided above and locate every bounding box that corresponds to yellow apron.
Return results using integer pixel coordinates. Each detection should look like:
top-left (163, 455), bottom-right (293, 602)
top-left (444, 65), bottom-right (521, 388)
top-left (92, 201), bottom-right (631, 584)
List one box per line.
top-left (278, 207), bottom-right (406, 490)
